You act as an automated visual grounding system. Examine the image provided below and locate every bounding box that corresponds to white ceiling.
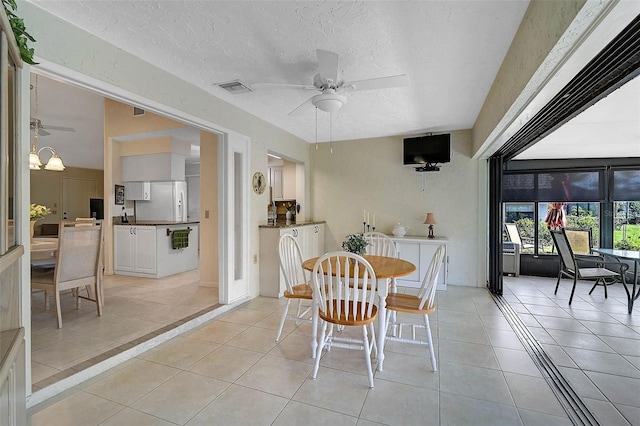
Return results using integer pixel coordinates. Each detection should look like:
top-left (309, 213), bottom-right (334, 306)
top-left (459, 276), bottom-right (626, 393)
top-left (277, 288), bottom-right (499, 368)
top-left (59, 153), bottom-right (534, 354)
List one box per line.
top-left (28, 1), bottom-right (638, 170)
top-left (29, 0), bottom-right (529, 145)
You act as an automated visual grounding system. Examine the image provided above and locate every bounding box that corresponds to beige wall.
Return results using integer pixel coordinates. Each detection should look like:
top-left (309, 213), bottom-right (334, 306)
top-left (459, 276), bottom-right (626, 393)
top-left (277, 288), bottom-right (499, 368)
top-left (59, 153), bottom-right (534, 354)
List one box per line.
top-left (30, 166), bottom-right (104, 227)
top-left (199, 131), bottom-right (218, 286)
top-left (310, 130), bottom-right (479, 286)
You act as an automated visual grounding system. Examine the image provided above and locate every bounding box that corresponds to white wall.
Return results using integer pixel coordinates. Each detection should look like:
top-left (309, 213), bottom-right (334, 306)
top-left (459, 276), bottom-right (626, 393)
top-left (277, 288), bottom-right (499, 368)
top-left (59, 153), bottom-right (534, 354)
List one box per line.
top-left (311, 130), bottom-right (480, 286)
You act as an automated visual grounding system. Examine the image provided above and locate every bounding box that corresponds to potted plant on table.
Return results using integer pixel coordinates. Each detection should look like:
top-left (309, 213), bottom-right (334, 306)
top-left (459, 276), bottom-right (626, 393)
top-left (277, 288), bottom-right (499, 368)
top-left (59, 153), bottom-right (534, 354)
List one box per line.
top-left (30, 203), bottom-right (51, 240)
top-left (341, 233), bottom-right (368, 257)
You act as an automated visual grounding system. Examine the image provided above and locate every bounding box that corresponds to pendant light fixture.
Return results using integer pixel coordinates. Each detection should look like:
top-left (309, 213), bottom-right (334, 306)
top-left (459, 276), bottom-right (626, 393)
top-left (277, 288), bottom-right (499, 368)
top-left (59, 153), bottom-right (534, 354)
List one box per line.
top-left (30, 75), bottom-right (65, 171)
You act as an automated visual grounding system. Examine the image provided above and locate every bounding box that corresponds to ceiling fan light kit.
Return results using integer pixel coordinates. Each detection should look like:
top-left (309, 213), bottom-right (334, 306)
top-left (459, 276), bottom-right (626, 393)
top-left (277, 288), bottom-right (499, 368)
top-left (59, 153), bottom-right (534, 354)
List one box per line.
top-left (30, 74), bottom-right (66, 171)
top-left (312, 89), bottom-right (346, 113)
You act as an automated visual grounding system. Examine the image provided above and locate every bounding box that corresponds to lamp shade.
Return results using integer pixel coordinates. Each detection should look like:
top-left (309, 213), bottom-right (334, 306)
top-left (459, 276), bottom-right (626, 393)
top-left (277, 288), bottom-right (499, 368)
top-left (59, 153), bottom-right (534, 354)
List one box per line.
top-left (29, 152), bottom-right (42, 169)
top-left (44, 155), bottom-right (65, 171)
top-left (424, 213), bottom-right (437, 225)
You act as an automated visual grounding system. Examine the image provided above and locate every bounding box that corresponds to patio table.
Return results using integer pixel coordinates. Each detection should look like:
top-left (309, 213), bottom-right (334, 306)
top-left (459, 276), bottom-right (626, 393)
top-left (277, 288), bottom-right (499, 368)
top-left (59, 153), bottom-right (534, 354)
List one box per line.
top-left (591, 248), bottom-right (640, 314)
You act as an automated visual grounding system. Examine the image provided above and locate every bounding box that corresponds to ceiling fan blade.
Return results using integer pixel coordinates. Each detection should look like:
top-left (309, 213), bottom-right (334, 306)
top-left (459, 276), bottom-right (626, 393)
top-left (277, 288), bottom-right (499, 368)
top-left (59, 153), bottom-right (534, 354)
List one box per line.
top-left (316, 49), bottom-right (339, 83)
top-left (343, 74), bottom-right (409, 92)
top-left (288, 96), bottom-right (314, 117)
top-left (32, 128), bottom-right (51, 136)
top-left (41, 124), bottom-right (76, 132)
top-left (251, 83), bottom-right (317, 90)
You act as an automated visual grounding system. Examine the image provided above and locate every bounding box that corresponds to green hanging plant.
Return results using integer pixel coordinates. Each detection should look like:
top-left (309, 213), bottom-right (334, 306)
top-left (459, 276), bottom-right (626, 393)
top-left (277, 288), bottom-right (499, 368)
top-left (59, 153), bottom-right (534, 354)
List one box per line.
top-left (2, 0), bottom-right (37, 64)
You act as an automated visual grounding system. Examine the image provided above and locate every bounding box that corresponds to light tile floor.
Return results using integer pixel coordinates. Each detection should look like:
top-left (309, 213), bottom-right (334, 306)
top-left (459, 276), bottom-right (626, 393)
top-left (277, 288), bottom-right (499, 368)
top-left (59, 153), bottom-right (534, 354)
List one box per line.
top-left (29, 285), bottom-right (573, 426)
top-left (31, 269), bottom-right (218, 390)
top-left (504, 275), bottom-right (640, 426)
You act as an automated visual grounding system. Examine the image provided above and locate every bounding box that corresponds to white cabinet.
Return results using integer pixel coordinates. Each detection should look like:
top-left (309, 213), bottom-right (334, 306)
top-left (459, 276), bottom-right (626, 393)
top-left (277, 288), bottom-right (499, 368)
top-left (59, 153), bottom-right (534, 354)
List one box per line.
top-left (259, 223), bottom-right (325, 297)
top-left (114, 225), bottom-right (157, 274)
top-left (0, 330), bottom-right (25, 426)
top-left (124, 182), bottom-right (151, 200)
top-left (389, 236), bottom-right (448, 290)
top-left (121, 153), bottom-right (186, 182)
top-left (268, 166), bottom-right (283, 200)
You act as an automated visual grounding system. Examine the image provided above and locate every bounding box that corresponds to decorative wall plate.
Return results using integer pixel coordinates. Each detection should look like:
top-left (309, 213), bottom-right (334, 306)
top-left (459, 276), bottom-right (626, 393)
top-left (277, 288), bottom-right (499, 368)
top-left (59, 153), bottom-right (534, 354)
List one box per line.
top-left (252, 171), bottom-right (266, 194)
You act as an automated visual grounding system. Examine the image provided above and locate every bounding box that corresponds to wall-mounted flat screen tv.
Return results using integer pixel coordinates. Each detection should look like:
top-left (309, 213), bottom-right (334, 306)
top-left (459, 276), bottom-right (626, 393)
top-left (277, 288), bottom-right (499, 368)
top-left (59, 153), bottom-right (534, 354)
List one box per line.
top-left (403, 134), bottom-right (451, 165)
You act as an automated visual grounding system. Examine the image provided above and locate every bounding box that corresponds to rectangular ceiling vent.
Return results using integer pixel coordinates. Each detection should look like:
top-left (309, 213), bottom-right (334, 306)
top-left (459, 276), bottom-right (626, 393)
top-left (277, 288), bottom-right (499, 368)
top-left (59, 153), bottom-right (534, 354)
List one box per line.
top-left (215, 80), bottom-right (254, 94)
top-left (133, 106), bottom-right (145, 116)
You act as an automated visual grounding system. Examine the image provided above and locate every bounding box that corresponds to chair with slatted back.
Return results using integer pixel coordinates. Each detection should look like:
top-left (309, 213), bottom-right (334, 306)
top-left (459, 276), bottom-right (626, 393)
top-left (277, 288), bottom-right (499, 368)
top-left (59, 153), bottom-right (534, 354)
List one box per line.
top-left (311, 251), bottom-right (378, 388)
top-left (550, 228), bottom-right (627, 305)
top-left (384, 244), bottom-right (446, 372)
top-left (276, 234), bottom-right (314, 346)
top-left (31, 221), bottom-right (104, 328)
top-left (363, 231), bottom-right (398, 288)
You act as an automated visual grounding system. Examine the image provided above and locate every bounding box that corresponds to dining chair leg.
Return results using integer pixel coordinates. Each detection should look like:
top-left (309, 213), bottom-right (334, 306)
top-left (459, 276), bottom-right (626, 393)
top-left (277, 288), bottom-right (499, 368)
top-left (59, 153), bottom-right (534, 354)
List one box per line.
top-left (311, 301), bottom-right (319, 358)
top-left (424, 314), bottom-right (437, 372)
top-left (312, 320), bottom-right (328, 379)
top-left (368, 323), bottom-right (377, 358)
top-left (554, 271), bottom-right (562, 295)
top-left (275, 299), bottom-right (291, 342)
top-left (569, 275), bottom-right (578, 305)
top-left (54, 290), bottom-right (63, 329)
top-left (362, 325), bottom-right (374, 388)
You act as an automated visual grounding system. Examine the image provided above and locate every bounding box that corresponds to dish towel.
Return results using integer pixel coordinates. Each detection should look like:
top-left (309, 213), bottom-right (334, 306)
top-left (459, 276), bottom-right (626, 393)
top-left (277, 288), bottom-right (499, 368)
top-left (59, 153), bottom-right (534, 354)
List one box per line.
top-left (172, 229), bottom-right (189, 249)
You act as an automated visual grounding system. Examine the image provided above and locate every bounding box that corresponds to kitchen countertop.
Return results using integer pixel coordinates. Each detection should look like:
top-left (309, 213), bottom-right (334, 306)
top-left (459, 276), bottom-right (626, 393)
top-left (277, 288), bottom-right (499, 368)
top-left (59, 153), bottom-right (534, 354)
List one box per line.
top-left (114, 221), bottom-right (200, 226)
top-left (259, 220), bottom-right (325, 229)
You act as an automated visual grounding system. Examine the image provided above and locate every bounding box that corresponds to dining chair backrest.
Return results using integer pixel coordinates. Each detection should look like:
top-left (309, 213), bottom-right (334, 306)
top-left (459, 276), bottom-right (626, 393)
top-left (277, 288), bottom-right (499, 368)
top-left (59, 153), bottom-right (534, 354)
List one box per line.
top-left (417, 245), bottom-right (446, 310)
top-left (74, 217), bottom-right (97, 227)
top-left (278, 234), bottom-right (307, 293)
top-left (363, 232), bottom-right (397, 257)
top-left (311, 251), bottom-right (377, 321)
top-left (549, 228), bottom-right (576, 274)
top-left (565, 227), bottom-right (592, 255)
top-left (55, 221), bottom-right (103, 285)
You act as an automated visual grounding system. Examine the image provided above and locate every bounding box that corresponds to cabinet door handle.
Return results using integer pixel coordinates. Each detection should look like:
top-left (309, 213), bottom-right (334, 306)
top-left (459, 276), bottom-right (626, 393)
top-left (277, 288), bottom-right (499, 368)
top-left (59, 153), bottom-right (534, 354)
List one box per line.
top-left (293, 229), bottom-right (298, 237)
top-left (133, 228), bottom-right (136, 235)
top-left (130, 228), bottom-right (133, 235)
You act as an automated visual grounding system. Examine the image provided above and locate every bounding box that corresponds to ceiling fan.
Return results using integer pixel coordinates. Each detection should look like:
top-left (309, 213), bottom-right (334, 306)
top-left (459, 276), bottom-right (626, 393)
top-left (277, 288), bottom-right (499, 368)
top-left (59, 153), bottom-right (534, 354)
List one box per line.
top-left (30, 118), bottom-right (76, 136)
top-left (251, 49), bottom-right (409, 116)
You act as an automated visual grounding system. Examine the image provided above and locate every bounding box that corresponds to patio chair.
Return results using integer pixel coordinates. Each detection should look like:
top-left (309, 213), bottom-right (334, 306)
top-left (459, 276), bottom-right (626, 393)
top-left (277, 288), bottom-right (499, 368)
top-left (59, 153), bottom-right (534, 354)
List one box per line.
top-left (505, 223), bottom-right (534, 251)
top-left (565, 227), bottom-right (594, 255)
top-left (550, 228), bottom-right (628, 305)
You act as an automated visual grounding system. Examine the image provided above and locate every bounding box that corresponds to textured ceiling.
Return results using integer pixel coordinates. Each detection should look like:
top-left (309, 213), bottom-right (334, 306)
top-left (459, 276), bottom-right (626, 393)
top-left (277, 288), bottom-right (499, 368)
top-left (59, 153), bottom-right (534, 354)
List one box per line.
top-left (28, 0), bottom-right (530, 144)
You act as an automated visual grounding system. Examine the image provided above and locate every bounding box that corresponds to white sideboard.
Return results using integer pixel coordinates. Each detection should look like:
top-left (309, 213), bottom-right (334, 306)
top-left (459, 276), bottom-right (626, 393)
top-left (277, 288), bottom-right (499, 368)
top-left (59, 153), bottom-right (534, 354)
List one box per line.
top-left (388, 235), bottom-right (448, 290)
top-left (259, 222), bottom-right (325, 297)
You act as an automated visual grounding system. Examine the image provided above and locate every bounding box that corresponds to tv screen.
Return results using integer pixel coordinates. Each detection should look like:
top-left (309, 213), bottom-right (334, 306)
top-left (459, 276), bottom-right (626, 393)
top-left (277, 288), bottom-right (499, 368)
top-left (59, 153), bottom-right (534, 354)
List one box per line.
top-left (403, 134), bottom-right (451, 165)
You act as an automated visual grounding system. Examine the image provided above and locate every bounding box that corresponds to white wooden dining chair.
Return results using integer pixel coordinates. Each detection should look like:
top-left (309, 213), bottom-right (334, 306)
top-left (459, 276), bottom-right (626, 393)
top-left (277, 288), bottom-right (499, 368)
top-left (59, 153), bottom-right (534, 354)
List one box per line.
top-left (31, 221), bottom-right (104, 328)
top-left (276, 234), bottom-right (314, 345)
top-left (384, 244), bottom-right (446, 372)
top-left (311, 251), bottom-right (378, 388)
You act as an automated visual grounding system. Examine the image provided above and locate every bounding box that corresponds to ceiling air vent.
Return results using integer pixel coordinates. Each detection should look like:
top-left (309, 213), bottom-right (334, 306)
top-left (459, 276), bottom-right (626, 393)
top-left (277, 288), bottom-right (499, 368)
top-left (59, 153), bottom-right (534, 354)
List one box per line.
top-left (215, 80), bottom-right (254, 94)
top-left (133, 106), bottom-right (145, 116)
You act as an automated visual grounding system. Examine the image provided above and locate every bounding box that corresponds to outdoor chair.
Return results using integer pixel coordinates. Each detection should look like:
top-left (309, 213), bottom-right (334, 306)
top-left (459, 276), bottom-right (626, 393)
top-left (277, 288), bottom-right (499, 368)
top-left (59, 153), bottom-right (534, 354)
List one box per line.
top-left (550, 228), bottom-right (628, 305)
top-left (565, 227), bottom-right (594, 255)
top-left (505, 223), bottom-right (534, 251)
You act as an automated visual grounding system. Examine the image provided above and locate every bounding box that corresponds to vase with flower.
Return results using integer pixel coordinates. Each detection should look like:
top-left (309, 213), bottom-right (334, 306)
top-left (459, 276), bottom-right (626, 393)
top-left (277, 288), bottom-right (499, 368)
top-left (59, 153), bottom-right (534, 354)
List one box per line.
top-left (285, 202), bottom-right (294, 221)
top-left (30, 203), bottom-right (51, 240)
top-left (341, 233), bottom-right (369, 263)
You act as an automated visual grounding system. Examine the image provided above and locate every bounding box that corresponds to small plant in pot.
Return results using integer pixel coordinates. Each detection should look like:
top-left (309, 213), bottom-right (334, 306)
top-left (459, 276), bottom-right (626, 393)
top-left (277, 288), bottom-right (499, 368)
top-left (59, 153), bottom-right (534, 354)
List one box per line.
top-left (341, 233), bottom-right (368, 257)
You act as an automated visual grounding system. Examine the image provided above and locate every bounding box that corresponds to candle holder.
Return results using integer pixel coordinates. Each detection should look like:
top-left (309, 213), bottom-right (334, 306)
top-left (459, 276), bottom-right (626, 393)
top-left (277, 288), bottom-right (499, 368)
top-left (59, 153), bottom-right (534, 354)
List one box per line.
top-left (363, 221), bottom-right (367, 234)
top-left (367, 224), bottom-right (371, 232)
top-left (372, 226), bottom-right (376, 232)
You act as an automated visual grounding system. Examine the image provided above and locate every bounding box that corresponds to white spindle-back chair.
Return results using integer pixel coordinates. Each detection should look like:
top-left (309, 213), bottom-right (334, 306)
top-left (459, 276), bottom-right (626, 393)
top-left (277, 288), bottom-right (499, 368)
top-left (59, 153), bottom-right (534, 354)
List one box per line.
top-left (384, 244), bottom-right (446, 372)
top-left (276, 234), bottom-right (314, 347)
top-left (311, 251), bottom-right (378, 388)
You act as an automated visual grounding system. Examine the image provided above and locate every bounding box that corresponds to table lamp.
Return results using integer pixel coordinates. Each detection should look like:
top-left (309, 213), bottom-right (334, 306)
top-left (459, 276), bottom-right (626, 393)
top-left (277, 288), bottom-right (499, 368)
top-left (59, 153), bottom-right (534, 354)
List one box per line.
top-left (424, 213), bottom-right (437, 239)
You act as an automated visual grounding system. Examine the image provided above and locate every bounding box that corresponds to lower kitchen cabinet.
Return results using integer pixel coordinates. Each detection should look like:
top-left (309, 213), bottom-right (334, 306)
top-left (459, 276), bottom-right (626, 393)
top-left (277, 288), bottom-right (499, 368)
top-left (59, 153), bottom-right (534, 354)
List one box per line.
top-left (114, 225), bottom-right (157, 274)
top-left (114, 224), bottom-right (200, 278)
top-left (259, 222), bottom-right (325, 297)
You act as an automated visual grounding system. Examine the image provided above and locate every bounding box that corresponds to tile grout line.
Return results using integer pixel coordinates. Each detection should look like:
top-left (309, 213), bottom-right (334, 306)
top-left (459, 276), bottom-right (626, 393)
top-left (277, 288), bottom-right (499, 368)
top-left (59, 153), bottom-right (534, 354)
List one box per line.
top-left (492, 293), bottom-right (600, 426)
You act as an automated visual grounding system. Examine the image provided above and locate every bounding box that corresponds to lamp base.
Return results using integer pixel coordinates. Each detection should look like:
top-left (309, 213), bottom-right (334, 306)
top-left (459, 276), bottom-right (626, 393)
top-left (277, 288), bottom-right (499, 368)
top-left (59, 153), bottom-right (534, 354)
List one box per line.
top-left (428, 225), bottom-right (435, 239)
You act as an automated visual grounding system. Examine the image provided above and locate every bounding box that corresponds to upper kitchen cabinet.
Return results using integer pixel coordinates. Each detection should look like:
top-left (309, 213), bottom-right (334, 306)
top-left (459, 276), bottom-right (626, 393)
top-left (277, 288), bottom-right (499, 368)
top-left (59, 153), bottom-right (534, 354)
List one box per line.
top-left (122, 153), bottom-right (186, 181)
top-left (268, 157), bottom-right (297, 200)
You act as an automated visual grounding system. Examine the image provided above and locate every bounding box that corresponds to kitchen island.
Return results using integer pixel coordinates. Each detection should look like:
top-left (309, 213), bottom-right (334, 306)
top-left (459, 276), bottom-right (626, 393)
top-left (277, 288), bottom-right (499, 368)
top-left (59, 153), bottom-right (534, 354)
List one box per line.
top-left (114, 221), bottom-right (199, 278)
top-left (259, 220), bottom-right (325, 297)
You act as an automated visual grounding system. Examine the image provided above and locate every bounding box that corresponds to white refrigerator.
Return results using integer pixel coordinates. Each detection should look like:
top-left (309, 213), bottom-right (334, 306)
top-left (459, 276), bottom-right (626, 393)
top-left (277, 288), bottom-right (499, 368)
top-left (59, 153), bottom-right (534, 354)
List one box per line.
top-left (135, 181), bottom-right (188, 222)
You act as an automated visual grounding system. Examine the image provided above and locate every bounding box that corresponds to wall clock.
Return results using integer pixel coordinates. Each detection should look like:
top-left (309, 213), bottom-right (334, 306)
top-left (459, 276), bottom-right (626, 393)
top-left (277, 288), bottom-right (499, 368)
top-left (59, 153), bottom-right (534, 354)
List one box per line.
top-left (252, 172), bottom-right (266, 194)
